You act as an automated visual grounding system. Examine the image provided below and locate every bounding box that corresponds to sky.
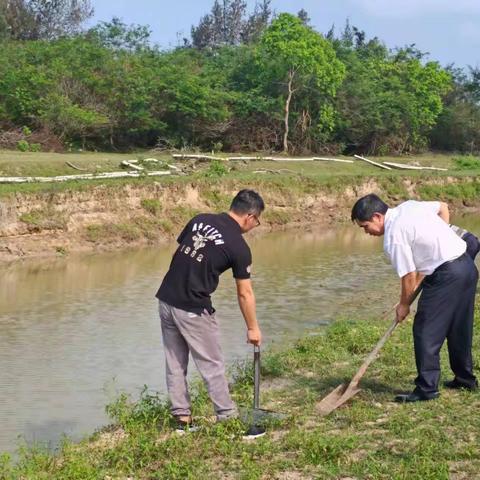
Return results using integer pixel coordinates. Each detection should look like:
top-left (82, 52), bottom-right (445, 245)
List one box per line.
top-left (88, 0), bottom-right (480, 69)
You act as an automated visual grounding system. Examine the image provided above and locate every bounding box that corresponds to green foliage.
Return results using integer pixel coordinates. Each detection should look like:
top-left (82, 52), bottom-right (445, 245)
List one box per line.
top-left (0, 10), bottom-right (476, 154)
top-left (140, 198), bottom-right (162, 216)
top-left (259, 14), bottom-right (344, 96)
top-left (16, 139), bottom-right (30, 151)
top-left (454, 155), bottom-right (480, 170)
top-left (85, 223), bottom-right (142, 243)
top-left (204, 159), bottom-right (228, 178)
top-left (105, 387), bottom-right (171, 431)
top-left (200, 189), bottom-right (231, 210)
top-left (20, 208), bottom-right (67, 231)
top-left (430, 67), bottom-right (480, 153)
top-left (22, 125), bottom-right (32, 136)
top-left (262, 209), bottom-right (291, 225)
top-left (0, 0), bottom-right (93, 41)
top-left (332, 28), bottom-right (451, 154)
top-left (88, 17), bottom-right (151, 51)
top-left (258, 13), bottom-right (345, 151)
top-left (16, 138), bottom-right (41, 152)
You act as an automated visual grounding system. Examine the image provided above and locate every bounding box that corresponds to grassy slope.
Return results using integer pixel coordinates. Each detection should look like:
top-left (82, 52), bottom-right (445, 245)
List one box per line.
top-left (0, 151), bottom-right (479, 199)
top-left (2, 303), bottom-right (479, 479)
top-left (1, 152), bottom-right (479, 477)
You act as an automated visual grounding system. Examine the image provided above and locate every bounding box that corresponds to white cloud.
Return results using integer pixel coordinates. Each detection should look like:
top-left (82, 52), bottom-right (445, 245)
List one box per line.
top-left (351, 0), bottom-right (480, 17)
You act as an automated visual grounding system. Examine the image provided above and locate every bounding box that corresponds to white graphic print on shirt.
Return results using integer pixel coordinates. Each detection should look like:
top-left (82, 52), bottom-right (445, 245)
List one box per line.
top-left (179, 221), bottom-right (225, 263)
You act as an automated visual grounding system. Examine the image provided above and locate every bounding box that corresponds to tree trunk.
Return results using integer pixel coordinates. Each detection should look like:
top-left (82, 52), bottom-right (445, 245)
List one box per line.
top-left (283, 69), bottom-right (296, 154)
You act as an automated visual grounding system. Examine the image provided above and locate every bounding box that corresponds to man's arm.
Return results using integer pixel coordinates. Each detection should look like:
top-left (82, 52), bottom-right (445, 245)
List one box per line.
top-left (437, 202), bottom-right (450, 223)
top-left (396, 271), bottom-right (418, 323)
top-left (235, 278), bottom-right (262, 346)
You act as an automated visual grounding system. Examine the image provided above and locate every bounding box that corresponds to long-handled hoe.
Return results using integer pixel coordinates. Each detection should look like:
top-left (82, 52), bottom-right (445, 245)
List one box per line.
top-left (316, 285), bottom-right (422, 416)
top-left (242, 345), bottom-right (286, 439)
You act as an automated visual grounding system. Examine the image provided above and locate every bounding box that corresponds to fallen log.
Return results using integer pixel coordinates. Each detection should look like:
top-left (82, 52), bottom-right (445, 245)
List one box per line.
top-left (313, 157), bottom-right (354, 163)
top-left (0, 170), bottom-right (172, 184)
top-left (382, 161), bottom-right (448, 172)
top-left (231, 155), bottom-right (352, 163)
top-left (354, 154), bottom-right (392, 170)
top-left (228, 156), bottom-right (265, 161)
top-left (65, 161), bottom-right (88, 171)
top-left (382, 161), bottom-right (423, 170)
top-left (172, 153), bottom-right (222, 161)
top-left (174, 153), bottom-right (354, 164)
top-left (121, 160), bottom-right (144, 171)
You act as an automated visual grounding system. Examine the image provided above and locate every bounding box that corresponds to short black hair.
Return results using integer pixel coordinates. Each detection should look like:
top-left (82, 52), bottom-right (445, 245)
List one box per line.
top-left (230, 189), bottom-right (265, 216)
top-left (351, 194), bottom-right (389, 222)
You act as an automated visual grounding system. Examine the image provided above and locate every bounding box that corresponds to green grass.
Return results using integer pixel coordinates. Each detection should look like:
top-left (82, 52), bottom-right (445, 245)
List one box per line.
top-left (0, 150), bottom-right (172, 177)
top-left (140, 198), bottom-right (163, 216)
top-left (454, 155), bottom-right (480, 170)
top-left (85, 223), bottom-right (142, 243)
top-left (2, 303), bottom-right (480, 479)
top-left (1, 151), bottom-right (479, 201)
top-left (19, 208), bottom-right (67, 231)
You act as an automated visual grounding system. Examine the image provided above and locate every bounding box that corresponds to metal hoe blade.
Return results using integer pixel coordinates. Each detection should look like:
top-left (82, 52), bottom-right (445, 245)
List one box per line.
top-left (316, 287), bottom-right (423, 416)
top-left (316, 383), bottom-right (362, 416)
top-left (316, 318), bottom-right (399, 415)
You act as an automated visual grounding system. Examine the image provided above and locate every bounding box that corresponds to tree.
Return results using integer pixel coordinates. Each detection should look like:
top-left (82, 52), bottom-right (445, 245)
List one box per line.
top-left (191, 0), bottom-right (272, 49)
top-left (0, 0), bottom-right (93, 40)
top-left (297, 8), bottom-right (310, 26)
top-left (88, 17), bottom-right (151, 51)
top-left (430, 66), bottom-right (480, 153)
top-left (191, 0), bottom-right (246, 48)
top-left (258, 13), bottom-right (345, 152)
top-left (331, 23), bottom-right (451, 154)
top-left (241, 0), bottom-right (271, 43)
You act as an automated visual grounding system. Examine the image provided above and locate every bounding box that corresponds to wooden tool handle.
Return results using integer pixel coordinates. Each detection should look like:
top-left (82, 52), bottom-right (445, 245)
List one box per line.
top-left (349, 282), bottom-right (423, 387)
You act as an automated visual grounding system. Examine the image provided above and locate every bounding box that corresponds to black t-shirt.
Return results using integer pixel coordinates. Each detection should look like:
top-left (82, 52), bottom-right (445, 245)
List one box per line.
top-left (156, 213), bottom-right (252, 314)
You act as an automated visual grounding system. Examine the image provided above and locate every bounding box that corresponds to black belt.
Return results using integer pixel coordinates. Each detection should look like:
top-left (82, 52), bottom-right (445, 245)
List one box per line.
top-left (434, 252), bottom-right (468, 272)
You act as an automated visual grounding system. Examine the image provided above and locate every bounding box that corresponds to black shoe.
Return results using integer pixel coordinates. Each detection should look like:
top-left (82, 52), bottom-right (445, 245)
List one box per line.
top-left (394, 390), bottom-right (439, 403)
top-left (444, 378), bottom-right (478, 391)
top-left (242, 425), bottom-right (266, 440)
top-left (174, 419), bottom-right (199, 434)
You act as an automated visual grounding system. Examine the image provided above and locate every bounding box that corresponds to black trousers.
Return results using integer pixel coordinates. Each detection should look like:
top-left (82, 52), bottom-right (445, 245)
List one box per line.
top-left (413, 253), bottom-right (478, 393)
top-left (464, 232), bottom-right (480, 261)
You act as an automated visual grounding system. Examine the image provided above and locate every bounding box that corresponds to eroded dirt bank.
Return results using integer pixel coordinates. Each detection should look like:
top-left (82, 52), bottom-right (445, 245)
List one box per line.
top-left (0, 176), bottom-right (478, 263)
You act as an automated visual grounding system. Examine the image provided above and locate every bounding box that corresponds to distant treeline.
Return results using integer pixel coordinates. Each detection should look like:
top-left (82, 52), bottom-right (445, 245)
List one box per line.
top-left (0, 0), bottom-right (479, 154)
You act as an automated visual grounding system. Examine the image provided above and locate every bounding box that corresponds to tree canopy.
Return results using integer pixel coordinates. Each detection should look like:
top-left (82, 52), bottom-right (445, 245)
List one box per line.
top-left (0, 0), bottom-right (477, 154)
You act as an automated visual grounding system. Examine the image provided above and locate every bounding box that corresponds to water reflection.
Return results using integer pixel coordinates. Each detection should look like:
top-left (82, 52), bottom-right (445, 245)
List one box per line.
top-left (0, 215), bottom-right (478, 454)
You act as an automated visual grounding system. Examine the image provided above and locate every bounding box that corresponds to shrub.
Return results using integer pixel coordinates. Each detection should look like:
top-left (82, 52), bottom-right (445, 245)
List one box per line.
top-left (16, 140), bottom-right (30, 152)
top-left (204, 159), bottom-right (228, 178)
top-left (454, 155), bottom-right (480, 170)
top-left (140, 198), bottom-right (162, 216)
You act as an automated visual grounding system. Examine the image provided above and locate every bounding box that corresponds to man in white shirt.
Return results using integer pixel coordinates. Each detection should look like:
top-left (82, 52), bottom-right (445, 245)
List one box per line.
top-left (351, 194), bottom-right (478, 402)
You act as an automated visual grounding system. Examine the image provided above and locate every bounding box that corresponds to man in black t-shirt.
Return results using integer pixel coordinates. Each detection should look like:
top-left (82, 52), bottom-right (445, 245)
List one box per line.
top-left (156, 189), bottom-right (264, 430)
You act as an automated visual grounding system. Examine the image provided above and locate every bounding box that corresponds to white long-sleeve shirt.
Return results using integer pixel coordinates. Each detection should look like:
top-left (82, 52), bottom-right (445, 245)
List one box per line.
top-left (383, 200), bottom-right (466, 278)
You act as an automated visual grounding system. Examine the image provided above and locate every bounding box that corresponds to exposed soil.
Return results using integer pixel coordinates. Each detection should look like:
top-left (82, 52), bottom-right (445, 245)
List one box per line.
top-left (0, 177), bottom-right (477, 263)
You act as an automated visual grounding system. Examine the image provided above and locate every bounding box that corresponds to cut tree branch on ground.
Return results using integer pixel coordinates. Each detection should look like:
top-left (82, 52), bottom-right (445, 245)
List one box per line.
top-left (383, 161), bottom-right (448, 171)
top-left (65, 161), bottom-right (88, 171)
top-left (121, 160), bottom-right (144, 171)
top-left (172, 154), bottom-right (221, 161)
top-left (0, 171), bottom-right (172, 184)
top-left (354, 154), bottom-right (392, 170)
top-left (173, 153), bottom-right (354, 163)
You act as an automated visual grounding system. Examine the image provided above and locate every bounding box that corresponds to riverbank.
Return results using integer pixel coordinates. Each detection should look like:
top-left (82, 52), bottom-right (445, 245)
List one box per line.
top-left (2, 304), bottom-right (479, 479)
top-left (1, 151), bottom-right (479, 262)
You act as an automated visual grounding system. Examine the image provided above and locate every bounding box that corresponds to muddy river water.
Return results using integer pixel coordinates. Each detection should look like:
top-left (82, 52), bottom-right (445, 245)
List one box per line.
top-left (1, 215), bottom-right (479, 453)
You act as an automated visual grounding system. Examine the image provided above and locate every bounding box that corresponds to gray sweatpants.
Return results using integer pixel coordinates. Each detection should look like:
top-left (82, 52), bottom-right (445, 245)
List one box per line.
top-left (159, 300), bottom-right (237, 420)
